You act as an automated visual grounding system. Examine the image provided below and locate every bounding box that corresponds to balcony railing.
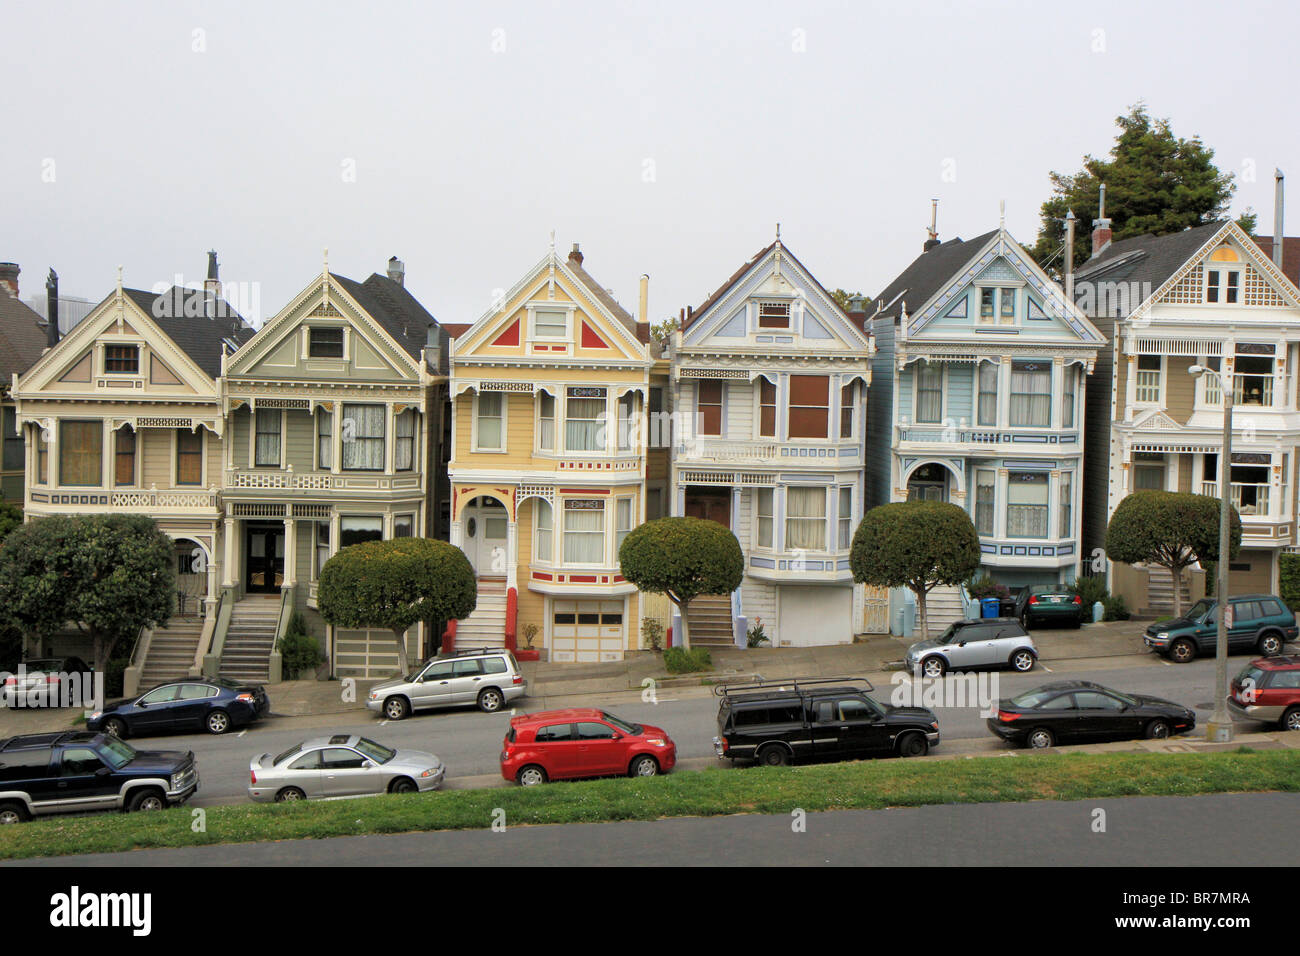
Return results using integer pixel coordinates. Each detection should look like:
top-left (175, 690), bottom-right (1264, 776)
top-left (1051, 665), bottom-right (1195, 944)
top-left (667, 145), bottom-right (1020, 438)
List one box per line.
top-left (225, 470), bottom-right (422, 492)
top-left (1198, 481), bottom-right (1272, 516)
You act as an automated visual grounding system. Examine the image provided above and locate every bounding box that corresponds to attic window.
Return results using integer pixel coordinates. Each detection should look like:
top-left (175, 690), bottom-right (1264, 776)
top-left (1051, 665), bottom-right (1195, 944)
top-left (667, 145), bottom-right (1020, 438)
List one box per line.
top-left (534, 310), bottom-right (567, 338)
top-left (104, 345), bottom-right (139, 374)
top-left (309, 327), bottom-right (344, 358)
top-left (758, 302), bottom-right (790, 329)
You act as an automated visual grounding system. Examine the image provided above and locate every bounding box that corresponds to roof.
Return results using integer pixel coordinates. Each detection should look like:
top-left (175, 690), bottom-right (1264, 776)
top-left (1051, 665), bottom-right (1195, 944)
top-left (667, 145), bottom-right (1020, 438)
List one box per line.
top-left (1253, 655), bottom-right (1300, 669)
top-left (563, 253), bottom-right (637, 333)
top-left (121, 287), bottom-right (255, 377)
top-left (329, 272), bottom-right (437, 360)
top-left (509, 708), bottom-right (605, 724)
top-left (870, 231), bottom-right (999, 323)
top-left (1072, 221), bottom-right (1229, 308)
top-left (1251, 236), bottom-right (1300, 287)
top-left (440, 322), bottom-right (473, 339)
top-left (684, 240), bottom-right (850, 331)
top-left (0, 288), bottom-right (50, 386)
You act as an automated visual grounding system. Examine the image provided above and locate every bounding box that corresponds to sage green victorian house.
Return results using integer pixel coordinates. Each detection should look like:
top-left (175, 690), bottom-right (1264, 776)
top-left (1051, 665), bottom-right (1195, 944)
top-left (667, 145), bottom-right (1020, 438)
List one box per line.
top-left (218, 258), bottom-right (447, 680)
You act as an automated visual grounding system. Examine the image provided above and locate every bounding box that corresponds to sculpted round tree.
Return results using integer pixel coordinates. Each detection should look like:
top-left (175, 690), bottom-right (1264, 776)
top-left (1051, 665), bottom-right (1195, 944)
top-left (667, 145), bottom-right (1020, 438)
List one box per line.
top-left (1105, 490), bottom-right (1241, 617)
top-left (618, 517), bottom-right (743, 651)
top-left (850, 501), bottom-right (981, 642)
top-left (317, 538), bottom-right (477, 676)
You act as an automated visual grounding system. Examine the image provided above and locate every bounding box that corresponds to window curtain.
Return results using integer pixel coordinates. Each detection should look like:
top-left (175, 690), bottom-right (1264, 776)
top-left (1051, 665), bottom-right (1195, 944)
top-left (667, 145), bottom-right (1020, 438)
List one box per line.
top-left (342, 404), bottom-right (385, 470)
top-left (566, 398), bottom-right (605, 451)
top-left (1006, 473), bottom-right (1048, 537)
top-left (837, 487), bottom-right (852, 548)
top-left (916, 363), bottom-right (942, 423)
top-left (395, 409), bottom-right (416, 471)
top-left (535, 501), bottom-right (553, 563)
top-left (60, 421), bottom-right (102, 486)
top-left (1059, 473), bottom-right (1072, 538)
top-left (1009, 365), bottom-right (1050, 427)
top-left (785, 487), bottom-right (827, 551)
top-left (755, 488), bottom-right (773, 548)
top-left (255, 409), bottom-right (281, 466)
top-left (563, 503), bottom-right (605, 563)
top-left (975, 471), bottom-right (995, 536)
top-left (317, 409), bottom-right (332, 469)
top-left (616, 498), bottom-right (632, 551)
top-left (978, 362), bottom-right (998, 426)
top-left (538, 393), bottom-right (555, 451)
top-left (477, 393), bottom-right (503, 449)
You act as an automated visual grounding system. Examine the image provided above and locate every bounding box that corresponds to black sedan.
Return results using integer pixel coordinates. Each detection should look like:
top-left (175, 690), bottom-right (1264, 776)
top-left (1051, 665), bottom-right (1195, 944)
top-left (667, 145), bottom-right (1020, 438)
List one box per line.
top-left (986, 680), bottom-right (1195, 749)
top-left (86, 678), bottom-right (270, 738)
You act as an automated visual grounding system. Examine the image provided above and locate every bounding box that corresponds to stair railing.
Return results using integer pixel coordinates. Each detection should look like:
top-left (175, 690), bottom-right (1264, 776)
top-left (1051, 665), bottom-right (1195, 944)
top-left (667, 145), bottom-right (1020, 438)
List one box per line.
top-left (202, 586), bottom-right (236, 678)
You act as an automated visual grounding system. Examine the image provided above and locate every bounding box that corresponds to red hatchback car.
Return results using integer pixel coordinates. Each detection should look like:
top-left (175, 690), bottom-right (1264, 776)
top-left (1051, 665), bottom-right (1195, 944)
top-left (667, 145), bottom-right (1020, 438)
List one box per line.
top-left (1228, 656), bottom-right (1300, 731)
top-left (500, 709), bottom-right (676, 786)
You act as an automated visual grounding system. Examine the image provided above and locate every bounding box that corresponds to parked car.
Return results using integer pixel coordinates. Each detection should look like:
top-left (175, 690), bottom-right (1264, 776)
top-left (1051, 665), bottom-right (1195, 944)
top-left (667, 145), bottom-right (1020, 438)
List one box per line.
top-left (1227, 656), bottom-right (1300, 731)
top-left (500, 709), bottom-right (675, 786)
top-left (367, 647), bottom-right (527, 719)
top-left (986, 680), bottom-right (1196, 749)
top-left (1014, 586), bottom-right (1086, 628)
top-left (1143, 594), bottom-right (1297, 663)
top-left (86, 678), bottom-right (269, 738)
top-left (1, 657), bottom-right (95, 708)
top-left (0, 731), bottom-right (199, 823)
top-left (904, 618), bottom-right (1038, 677)
top-left (248, 734), bottom-right (444, 802)
top-left (713, 676), bottom-right (939, 766)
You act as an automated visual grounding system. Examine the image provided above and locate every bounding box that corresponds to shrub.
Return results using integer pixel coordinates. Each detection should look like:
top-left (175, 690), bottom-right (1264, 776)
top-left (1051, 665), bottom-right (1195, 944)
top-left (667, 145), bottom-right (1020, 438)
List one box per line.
top-left (663, 646), bottom-right (711, 674)
top-left (641, 617), bottom-right (664, 652)
top-left (1103, 594), bottom-right (1130, 621)
top-left (1070, 575), bottom-right (1108, 608)
top-left (278, 612), bottom-right (322, 680)
top-left (1280, 554), bottom-right (1300, 612)
top-left (967, 574), bottom-right (1009, 601)
top-left (746, 618), bottom-right (769, 647)
top-left (521, 622), bottom-right (539, 649)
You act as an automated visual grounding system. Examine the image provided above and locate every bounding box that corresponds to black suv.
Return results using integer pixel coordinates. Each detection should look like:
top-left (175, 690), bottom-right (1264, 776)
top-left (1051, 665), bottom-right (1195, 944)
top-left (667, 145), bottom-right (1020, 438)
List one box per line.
top-left (712, 677), bottom-right (940, 766)
top-left (0, 732), bottom-right (199, 824)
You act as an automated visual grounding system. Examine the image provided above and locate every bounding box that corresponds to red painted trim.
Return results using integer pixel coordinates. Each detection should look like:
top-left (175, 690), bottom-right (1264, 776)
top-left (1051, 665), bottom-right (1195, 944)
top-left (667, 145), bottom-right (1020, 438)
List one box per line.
top-left (569, 575), bottom-right (598, 583)
top-left (612, 575), bottom-right (625, 582)
top-left (505, 587), bottom-right (518, 651)
top-left (443, 618), bottom-right (458, 653)
top-left (490, 318), bottom-right (520, 347)
top-left (559, 488), bottom-right (609, 494)
top-left (665, 625), bottom-right (673, 648)
top-left (581, 320), bottom-right (610, 349)
top-left (532, 571), bottom-right (553, 581)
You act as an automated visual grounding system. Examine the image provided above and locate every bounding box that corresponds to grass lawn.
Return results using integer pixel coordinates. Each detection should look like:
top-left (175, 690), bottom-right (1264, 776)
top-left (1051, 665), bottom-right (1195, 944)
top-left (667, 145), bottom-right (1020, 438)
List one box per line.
top-left (1, 748), bottom-right (1296, 860)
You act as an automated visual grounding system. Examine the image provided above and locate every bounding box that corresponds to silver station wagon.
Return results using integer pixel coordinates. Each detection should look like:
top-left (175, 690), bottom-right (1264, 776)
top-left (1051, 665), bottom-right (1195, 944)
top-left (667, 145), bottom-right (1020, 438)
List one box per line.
top-left (904, 617), bottom-right (1039, 677)
top-left (366, 648), bottom-right (527, 720)
top-left (247, 734), bottom-right (444, 803)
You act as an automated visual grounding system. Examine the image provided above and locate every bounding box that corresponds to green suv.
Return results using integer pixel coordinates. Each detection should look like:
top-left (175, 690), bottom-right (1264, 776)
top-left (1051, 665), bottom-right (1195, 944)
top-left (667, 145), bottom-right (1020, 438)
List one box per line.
top-left (1143, 594), bottom-right (1298, 663)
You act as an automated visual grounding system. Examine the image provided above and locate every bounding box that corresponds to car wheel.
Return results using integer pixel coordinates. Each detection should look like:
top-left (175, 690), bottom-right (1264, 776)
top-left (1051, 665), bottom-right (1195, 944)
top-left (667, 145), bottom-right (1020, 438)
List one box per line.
top-left (629, 755), bottom-right (660, 778)
top-left (1282, 707), bottom-right (1300, 733)
top-left (1144, 719), bottom-right (1171, 740)
top-left (757, 744), bottom-right (791, 767)
top-left (205, 709), bottom-right (231, 735)
top-left (1168, 639), bottom-right (1196, 664)
top-left (388, 777), bottom-right (417, 794)
top-left (102, 717), bottom-right (127, 739)
top-left (897, 732), bottom-right (928, 757)
top-left (921, 656), bottom-right (946, 678)
top-left (275, 787), bottom-right (306, 802)
top-left (0, 801), bottom-right (28, 825)
top-left (1258, 632), bottom-right (1284, 656)
top-left (1010, 649), bottom-right (1036, 672)
top-left (1027, 728), bottom-right (1054, 750)
top-left (383, 696), bottom-right (410, 721)
top-left (516, 765), bottom-right (547, 787)
top-left (477, 688), bottom-right (504, 713)
top-left (127, 788), bottom-right (166, 813)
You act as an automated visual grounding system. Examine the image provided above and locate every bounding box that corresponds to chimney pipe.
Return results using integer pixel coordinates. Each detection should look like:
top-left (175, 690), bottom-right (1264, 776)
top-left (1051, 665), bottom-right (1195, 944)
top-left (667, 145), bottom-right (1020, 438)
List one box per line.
top-left (1064, 211), bottom-right (1076, 302)
top-left (0, 262), bottom-right (18, 298)
top-left (205, 250), bottom-right (221, 299)
top-left (388, 256), bottom-right (405, 286)
top-left (923, 199), bottom-right (940, 252)
top-left (46, 269), bottom-right (60, 348)
top-left (1274, 169), bottom-right (1285, 269)
top-left (568, 243), bottom-right (584, 267)
top-left (638, 274), bottom-right (649, 324)
top-left (1091, 183), bottom-right (1112, 258)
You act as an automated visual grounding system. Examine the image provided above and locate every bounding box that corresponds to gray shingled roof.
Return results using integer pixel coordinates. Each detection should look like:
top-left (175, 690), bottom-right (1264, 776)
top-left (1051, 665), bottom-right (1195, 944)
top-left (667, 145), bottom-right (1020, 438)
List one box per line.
top-left (562, 254), bottom-right (637, 334)
top-left (0, 289), bottom-right (49, 387)
top-left (1072, 221), bottom-right (1228, 304)
top-left (683, 240), bottom-right (850, 330)
top-left (330, 272), bottom-right (436, 360)
top-left (870, 230), bottom-right (1000, 323)
top-left (122, 287), bottom-right (255, 377)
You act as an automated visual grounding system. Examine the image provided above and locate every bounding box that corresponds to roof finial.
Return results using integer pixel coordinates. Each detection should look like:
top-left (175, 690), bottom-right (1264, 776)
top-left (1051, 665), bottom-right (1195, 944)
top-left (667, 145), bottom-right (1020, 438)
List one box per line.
top-left (776, 222), bottom-right (781, 243)
top-left (999, 200), bottom-right (1006, 230)
top-left (323, 247), bottom-right (329, 274)
top-left (116, 264), bottom-right (123, 295)
top-left (549, 229), bottom-right (556, 256)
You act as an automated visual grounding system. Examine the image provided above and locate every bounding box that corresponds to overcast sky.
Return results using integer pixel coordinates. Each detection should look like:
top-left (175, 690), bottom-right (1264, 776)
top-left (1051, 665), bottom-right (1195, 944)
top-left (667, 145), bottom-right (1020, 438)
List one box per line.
top-left (4, 0), bottom-right (1298, 327)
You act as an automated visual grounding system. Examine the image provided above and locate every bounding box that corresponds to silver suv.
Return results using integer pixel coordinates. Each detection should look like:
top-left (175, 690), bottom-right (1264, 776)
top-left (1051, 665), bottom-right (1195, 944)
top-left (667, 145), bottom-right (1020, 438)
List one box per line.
top-left (904, 617), bottom-right (1038, 677)
top-left (366, 648), bottom-right (527, 719)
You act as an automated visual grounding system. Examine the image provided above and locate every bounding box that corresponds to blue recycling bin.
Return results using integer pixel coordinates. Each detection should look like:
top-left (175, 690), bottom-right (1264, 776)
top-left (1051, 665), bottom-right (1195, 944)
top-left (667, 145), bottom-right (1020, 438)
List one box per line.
top-left (981, 597), bottom-right (1001, 619)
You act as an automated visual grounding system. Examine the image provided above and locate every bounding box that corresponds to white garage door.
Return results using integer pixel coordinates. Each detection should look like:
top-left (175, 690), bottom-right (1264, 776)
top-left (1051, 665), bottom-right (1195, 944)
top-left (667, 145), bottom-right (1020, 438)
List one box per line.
top-left (551, 599), bottom-right (626, 663)
top-left (778, 586), bottom-right (853, 646)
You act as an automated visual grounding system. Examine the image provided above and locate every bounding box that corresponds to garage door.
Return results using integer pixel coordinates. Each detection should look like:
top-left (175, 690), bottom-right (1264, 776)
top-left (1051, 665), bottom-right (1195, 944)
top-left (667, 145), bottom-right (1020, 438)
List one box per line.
top-left (551, 600), bottom-right (626, 663)
top-left (778, 586), bottom-right (853, 647)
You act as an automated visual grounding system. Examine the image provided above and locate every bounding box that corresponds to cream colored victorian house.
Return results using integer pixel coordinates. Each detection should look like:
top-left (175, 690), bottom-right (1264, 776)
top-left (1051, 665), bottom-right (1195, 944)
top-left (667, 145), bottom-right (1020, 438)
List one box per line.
top-left (448, 242), bottom-right (664, 662)
top-left (219, 259), bottom-right (444, 680)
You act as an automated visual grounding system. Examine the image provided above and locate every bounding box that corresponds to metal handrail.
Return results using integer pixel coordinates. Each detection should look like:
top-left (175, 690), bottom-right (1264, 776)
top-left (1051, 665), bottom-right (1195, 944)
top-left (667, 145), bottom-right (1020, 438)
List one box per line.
top-left (713, 675), bottom-right (875, 698)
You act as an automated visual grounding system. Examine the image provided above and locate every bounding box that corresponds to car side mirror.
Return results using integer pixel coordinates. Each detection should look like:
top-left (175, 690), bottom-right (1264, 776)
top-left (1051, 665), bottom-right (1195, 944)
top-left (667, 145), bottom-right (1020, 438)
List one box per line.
top-left (136, 700), bottom-right (148, 707)
top-left (95, 767), bottom-right (112, 777)
top-left (362, 760), bottom-right (375, 769)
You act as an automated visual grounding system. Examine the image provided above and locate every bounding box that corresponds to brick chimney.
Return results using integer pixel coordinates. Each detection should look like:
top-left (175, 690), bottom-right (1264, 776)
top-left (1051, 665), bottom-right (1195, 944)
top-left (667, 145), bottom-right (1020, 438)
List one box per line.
top-left (0, 262), bottom-right (19, 298)
top-left (1090, 183), bottom-right (1112, 258)
top-left (568, 243), bottom-right (583, 267)
top-left (387, 256), bottom-right (405, 286)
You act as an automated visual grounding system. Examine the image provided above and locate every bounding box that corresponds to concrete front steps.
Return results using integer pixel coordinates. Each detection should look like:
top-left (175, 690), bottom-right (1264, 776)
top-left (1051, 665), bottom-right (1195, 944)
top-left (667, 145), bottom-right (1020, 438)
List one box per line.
top-left (685, 593), bottom-right (734, 648)
top-left (1146, 567), bottom-right (1192, 617)
top-left (139, 619), bottom-right (204, 687)
top-left (919, 584), bottom-right (967, 634)
top-left (455, 580), bottom-right (507, 650)
top-left (219, 594), bottom-right (281, 683)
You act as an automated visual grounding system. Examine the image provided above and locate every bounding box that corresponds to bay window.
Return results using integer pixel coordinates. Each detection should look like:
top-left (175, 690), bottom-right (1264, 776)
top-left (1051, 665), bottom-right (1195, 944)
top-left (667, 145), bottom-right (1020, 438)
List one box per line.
top-left (788, 375), bottom-right (830, 439)
top-left (394, 514), bottom-right (414, 538)
top-left (563, 499), bottom-right (605, 564)
top-left (1006, 472), bottom-right (1048, 538)
top-left (1010, 362), bottom-right (1050, 427)
top-left (538, 392), bottom-right (556, 451)
top-left (340, 515), bottom-right (383, 547)
top-left (978, 361), bottom-right (998, 426)
top-left (59, 420), bottom-right (102, 486)
top-left (342, 403), bottom-right (385, 471)
top-left (395, 409), bottom-right (416, 471)
top-left (314, 522), bottom-right (330, 577)
top-left (535, 500), bottom-right (553, 563)
top-left (975, 469), bottom-right (995, 536)
top-left (837, 486), bottom-right (853, 548)
top-left (36, 426), bottom-right (48, 484)
top-left (616, 497), bottom-right (633, 553)
top-left (317, 408), bottom-right (332, 469)
top-left (565, 387), bottom-right (607, 452)
top-left (840, 382), bottom-right (855, 438)
top-left (1063, 367), bottom-right (1076, 428)
top-left (785, 487), bottom-right (827, 551)
top-left (758, 378), bottom-right (776, 438)
top-left (1059, 472), bottom-right (1072, 538)
top-left (756, 488), bottom-right (773, 548)
top-left (617, 393), bottom-right (636, 451)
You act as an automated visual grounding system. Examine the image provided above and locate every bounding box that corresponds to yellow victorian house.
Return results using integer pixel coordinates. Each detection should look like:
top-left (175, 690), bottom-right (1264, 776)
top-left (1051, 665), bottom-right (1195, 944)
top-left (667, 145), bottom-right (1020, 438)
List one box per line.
top-left (448, 242), bottom-right (665, 662)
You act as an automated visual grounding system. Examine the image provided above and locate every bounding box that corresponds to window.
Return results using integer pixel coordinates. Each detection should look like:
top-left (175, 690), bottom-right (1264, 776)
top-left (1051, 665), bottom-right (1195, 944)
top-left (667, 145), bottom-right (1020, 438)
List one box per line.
top-left (320, 749), bottom-right (366, 770)
top-left (789, 375), bottom-right (830, 438)
top-left (1204, 357), bottom-right (1222, 405)
top-left (340, 515), bottom-right (383, 547)
top-left (837, 486), bottom-right (853, 549)
top-left (59, 420), bottom-right (102, 486)
top-left (1, 407), bottom-right (21, 471)
top-left (840, 382), bottom-right (855, 438)
top-left (563, 499), bottom-right (605, 564)
top-left (758, 302), bottom-right (790, 329)
top-left (394, 514), bottom-right (413, 538)
top-left (534, 309), bottom-right (566, 338)
top-left (1010, 362), bottom-right (1050, 427)
top-left (696, 381), bottom-right (723, 437)
top-left (978, 362), bottom-right (998, 426)
top-left (915, 362), bottom-right (942, 424)
top-left (1075, 692), bottom-right (1125, 711)
top-left (342, 404), bottom-right (385, 470)
top-left (176, 429), bottom-right (202, 485)
top-left (617, 393), bottom-right (636, 451)
top-left (1206, 249), bottom-right (1241, 304)
top-left (536, 723), bottom-right (572, 742)
top-left (1134, 453), bottom-right (1166, 491)
top-left (1135, 354), bottom-right (1161, 403)
top-left (1006, 472), bottom-right (1049, 538)
top-left (538, 392), bottom-right (556, 451)
top-left (114, 427), bottom-right (136, 486)
top-left (1234, 354), bottom-right (1273, 406)
top-left (998, 287), bottom-right (1016, 323)
top-left (975, 469), bottom-right (995, 536)
top-left (979, 288), bottom-right (995, 321)
top-left (565, 387), bottom-right (607, 451)
top-left (395, 409), bottom-right (416, 471)
top-left (475, 392), bottom-right (504, 451)
top-left (535, 500), bottom-right (553, 563)
top-left (1059, 472), bottom-right (1072, 538)
top-left (255, 409), bottom-right (281, 466)
top-left (317, 408), bottom-right (332, 469)
top-left (1063, 366), bottom-right (1075, 428)
top-left (756, 488), bottom-right (773, 548)
top-left (60, 748), bottom-right (105, 776)
top-left (314, 521), bottom-right (330, 577)
top-left (616, 497), bottom-right (633, 553)
top-left (36, 426), bottom-right (48, 484)
top-left (575, 721), bottom-right (617, 740)
top-left (308, 327), bottom-right (344, 358)
top-left (785, 487), bottom-right (827, 551)
top-left (758, 378), bottom-right (776, 438)
top-left (104, 344), bottom-right (139, 374)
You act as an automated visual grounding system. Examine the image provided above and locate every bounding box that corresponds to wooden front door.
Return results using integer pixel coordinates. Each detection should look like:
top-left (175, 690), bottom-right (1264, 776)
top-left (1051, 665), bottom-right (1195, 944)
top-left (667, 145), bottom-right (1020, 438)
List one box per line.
top-left (685, 489), bottom-right (731, 528)
top-left (245, 524), bottom-right (285, 593)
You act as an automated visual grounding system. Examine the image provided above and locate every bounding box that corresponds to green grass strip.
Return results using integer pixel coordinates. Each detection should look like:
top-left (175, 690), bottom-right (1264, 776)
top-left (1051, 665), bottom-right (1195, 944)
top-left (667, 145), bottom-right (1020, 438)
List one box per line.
top-left (2, 748), bottom-right (1297, 860)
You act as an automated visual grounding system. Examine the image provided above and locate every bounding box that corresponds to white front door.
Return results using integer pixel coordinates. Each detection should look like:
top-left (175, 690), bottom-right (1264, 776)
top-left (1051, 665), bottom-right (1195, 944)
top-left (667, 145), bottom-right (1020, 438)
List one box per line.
top-left (464, 502), bottom-right (509, 576)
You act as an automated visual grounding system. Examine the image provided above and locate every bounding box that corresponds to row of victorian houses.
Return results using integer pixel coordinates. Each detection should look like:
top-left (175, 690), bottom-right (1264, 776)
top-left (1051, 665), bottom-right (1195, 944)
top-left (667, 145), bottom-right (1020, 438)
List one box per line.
top-left (3, 198), bottom-right (1300, 682)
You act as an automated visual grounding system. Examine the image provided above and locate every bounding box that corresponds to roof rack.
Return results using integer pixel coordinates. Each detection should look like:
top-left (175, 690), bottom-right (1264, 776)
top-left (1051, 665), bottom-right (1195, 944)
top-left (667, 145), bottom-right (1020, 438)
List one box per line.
top-left (713, 676), bottom-right (874, 698)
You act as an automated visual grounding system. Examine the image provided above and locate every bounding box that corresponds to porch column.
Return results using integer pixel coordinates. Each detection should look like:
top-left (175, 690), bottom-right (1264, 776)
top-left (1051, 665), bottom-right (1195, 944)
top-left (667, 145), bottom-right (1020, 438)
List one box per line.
top-left (995, 468), bottom-right (1009, 539)
top-left (205, 538), bottom-right (218, 617)
top-left (1050, 357), bottom-right (1065, 429)
top-left (1123, 352), bottom-right (1137, 422)
top-left (222, 517), bottom-right (237, 587)
top-left (283, 517), bottom-right (297, 588)
top-left (506, 518), bottom-right (518, 589)
top-left (998, 358), bottom-right (1012, 429)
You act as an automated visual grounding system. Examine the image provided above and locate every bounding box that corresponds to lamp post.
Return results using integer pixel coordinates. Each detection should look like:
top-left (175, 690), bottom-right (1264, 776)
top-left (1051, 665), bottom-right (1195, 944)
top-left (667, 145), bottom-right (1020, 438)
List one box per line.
top-left (1189, 363), bottom-right (1234, 743)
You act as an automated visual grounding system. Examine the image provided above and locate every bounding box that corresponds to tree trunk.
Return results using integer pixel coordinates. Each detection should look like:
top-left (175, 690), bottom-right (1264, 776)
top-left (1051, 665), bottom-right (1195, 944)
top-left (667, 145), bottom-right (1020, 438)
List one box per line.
top-left (391, 627), bottom-right (411, 676)
top-left (675, 598), bottom-right (691, 651)
top-left (915, 588), bottom-right (930, 642)
top-left (1170, 565), bottom-right (1185, 618)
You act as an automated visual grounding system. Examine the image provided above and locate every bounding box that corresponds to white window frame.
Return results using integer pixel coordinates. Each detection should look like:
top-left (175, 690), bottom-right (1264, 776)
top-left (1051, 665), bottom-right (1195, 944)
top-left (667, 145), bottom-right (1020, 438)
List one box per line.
top-left (914, 360), bottom-right (945, 425)
top-left (975, 468), bottom-right (996, 536)
top-left (615, 496), bottom-right (634, 555)
top-left (1134, 354), bottom-right (1164, 406)
top-left (529, 306), bottom-right (571, 341)
top-left (561, 498), bottom-right (606, 567)
top-left (755, 487), bottom-right (774, 549)
top-left (534, 499), bottom-right (554, 565)
top-left (836, 486), bottom-right (853, 550)
top-left (316, 407), bottom-right (333, 470)
top-left (784, 485), bottom-right (829, 553)
top-left (536, 390), bottom-right (557, 453)
top-left (564, 387), bottom-right (609, 454)
top-left (252, 407), bottom-right (284, 468)
top-left (472, 391), bottom-right (507, 453)
top-left (173, 427), bottom-right (205, 487)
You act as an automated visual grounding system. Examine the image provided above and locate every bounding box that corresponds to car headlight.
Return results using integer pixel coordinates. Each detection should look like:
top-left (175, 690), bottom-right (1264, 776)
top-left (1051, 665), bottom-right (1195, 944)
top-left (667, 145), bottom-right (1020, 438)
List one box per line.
top-left (646, 737), bottom-right (669, 747)
top-left (170, 773), bottom-right (182, 790)
top-left (89, 711), bottom-right (102, 720)
top-left (1156, 632), bottom-right (1169, 641)
top-left (420, 767), bottom-right (441, 777)
top-left (368, 692), bottom-right (379, 701)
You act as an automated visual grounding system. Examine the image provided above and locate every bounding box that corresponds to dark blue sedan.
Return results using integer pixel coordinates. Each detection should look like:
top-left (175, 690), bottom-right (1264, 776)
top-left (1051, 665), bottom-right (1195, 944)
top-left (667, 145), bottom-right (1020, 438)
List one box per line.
top-left (86, 678), bottom-right (270, 738)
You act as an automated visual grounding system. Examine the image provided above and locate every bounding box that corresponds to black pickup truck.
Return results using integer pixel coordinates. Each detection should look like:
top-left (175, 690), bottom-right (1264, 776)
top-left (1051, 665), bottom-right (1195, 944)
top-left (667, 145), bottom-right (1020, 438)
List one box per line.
top-left (0, 731), bottom-right (199, 824)
top-left (712, 677), bottom-right (940, 766)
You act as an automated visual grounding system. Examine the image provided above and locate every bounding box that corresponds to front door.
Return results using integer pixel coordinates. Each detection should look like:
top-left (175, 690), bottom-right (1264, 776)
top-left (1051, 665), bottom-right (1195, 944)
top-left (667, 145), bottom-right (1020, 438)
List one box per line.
top-left (463, 501), bottom-right (508, 575)
top-left (907, 463), bottom-right (949, 502)
top-left (685, 488), bottom-right (731, 528)
top-left (245, 525), bottom-right (284, 593)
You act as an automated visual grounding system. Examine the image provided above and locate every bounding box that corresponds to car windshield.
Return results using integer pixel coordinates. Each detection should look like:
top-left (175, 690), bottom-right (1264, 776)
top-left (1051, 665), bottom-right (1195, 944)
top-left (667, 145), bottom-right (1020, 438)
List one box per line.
top-left (97, 736), bottom-right (138, 769)
top-left (1185, 599), bottom-right (1213, 622)
top-left (937, 625), bottom-right (959, 645)
top-left (1011, 688), bottom-right (1062, 709)
top-left (354, 738), bottom-right (396, 764)
top-left (23, 659), bottom-right (61, 671)
top-left (274, 744), bottom-right (304, 766)
top-left (1235, 665), bottom-right (1266, 688)
top-left (601, 712), bottom-right (641, 735)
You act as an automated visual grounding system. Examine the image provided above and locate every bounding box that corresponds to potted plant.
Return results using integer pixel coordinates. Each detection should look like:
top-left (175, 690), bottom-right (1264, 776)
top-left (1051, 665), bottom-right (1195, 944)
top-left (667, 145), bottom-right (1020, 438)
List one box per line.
top-left (515, 622), bottom-right (541, 662)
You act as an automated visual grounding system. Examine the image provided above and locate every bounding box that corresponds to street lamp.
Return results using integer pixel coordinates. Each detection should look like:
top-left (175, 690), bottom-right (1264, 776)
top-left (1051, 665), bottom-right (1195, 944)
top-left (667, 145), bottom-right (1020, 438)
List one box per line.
top-left (1189, 363), bottom-right (1234, 743)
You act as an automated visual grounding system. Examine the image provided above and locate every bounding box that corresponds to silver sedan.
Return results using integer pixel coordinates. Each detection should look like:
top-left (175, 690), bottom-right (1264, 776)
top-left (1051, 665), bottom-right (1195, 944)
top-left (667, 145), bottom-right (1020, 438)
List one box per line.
top-left (247, 734), bottom-right (445, 803)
